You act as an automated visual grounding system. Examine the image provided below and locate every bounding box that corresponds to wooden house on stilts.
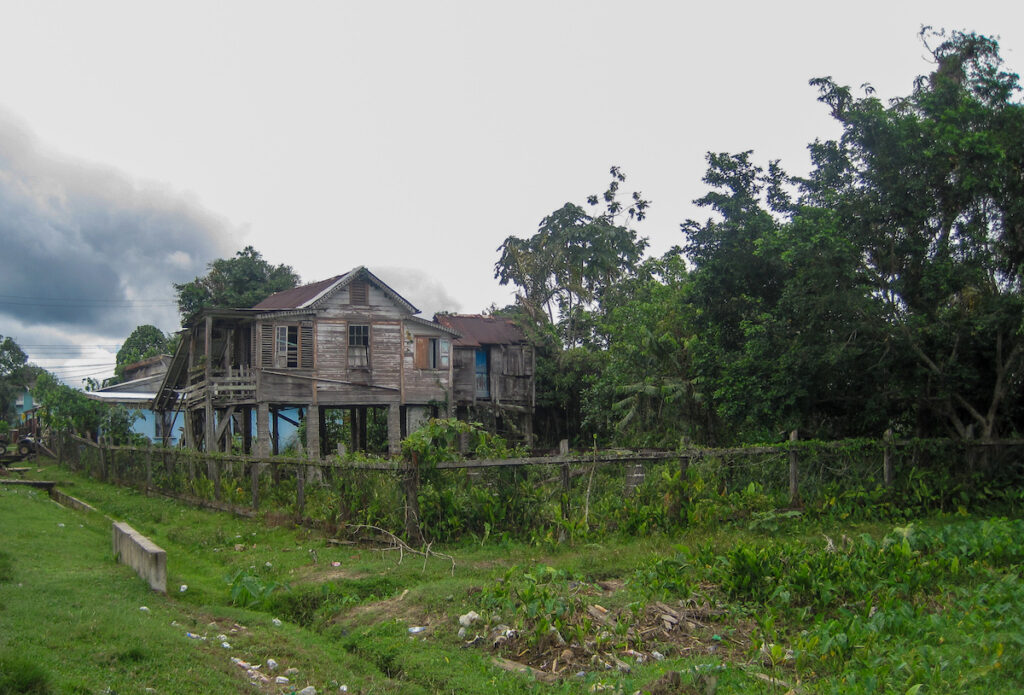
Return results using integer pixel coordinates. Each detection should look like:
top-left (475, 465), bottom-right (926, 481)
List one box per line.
top-left (152, 267), bottom-right (459, 457)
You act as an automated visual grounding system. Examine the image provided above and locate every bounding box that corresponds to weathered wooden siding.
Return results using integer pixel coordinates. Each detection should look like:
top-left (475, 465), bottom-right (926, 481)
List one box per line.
top-left (371, 323), bottom-right (402, 387)
top-left (316, 320), bottom-right (348, 377)
top-left (451, 344), bottom-right (533, 406)
top-left (452, 348), bottom-right (477, 402)
top-left (402, 325), bottom-right (453, 404)
top-left (259, 371), bottom-right (313, 403)
top-left (318, 284), bottom-right (407, 320)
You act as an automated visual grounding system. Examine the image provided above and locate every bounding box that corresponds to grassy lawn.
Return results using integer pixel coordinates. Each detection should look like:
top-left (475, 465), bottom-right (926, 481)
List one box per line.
top-left (2, 462), bottom-right (1022, 694)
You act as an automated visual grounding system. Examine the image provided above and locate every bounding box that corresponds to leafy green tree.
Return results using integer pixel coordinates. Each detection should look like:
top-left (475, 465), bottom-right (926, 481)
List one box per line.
top-left (33, 372), bottom-right (105, 439)
top-left (112, 324), bottom-right (169, 383)
top-left (583, 254), bottom-right (717, 446)
top-left (495, 167), bottom-right (649, 348)
top-left (0, 336), bottom-right (30, 424)
top-left (808, 29), bottom-right (1024, 440)
top-left (493, 168), bottom-right (651, 445)
top-left (174, 246), bottom-right (300, 325)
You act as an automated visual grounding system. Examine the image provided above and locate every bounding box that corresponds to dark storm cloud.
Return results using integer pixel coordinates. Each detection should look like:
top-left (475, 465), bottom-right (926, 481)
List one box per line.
top-left (0, 112), bottom-right (234, 338)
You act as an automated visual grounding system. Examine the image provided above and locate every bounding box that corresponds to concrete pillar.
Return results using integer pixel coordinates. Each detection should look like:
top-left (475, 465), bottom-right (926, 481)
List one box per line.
top-left (256, 403), bottom-right (270, 458)
top-left (306, 404), bottom-right (321, 459)
top-left (387, 402), bottom-right (401, 457)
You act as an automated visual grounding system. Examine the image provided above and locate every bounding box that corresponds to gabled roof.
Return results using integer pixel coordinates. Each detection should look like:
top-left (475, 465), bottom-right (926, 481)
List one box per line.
top-left (434, 314), bottom-right (528, 348)
top-left (253, 267), bottom-right (419, 315)
top-left (252, 273), bottom-right (350, 310)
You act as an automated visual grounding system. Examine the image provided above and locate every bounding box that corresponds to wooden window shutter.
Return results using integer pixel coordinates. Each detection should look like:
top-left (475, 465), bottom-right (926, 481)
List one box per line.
top-left (260, 324), bottom-right (273, 367)
top-left (350, 281), bottom-right (368, 305)
top-left (414, 337), bottom-right (430, 369)
top-left (300, 322), bottom-right (314, 368)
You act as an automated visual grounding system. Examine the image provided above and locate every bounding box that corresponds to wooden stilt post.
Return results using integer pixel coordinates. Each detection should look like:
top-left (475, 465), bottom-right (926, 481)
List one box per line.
top-left (788, 429), bottom-right (800, 507)
top-left (250, 459), bottom-right (260, 512)
top-left (559, 439), bottom-right (570, 521)
top-left (883, 428), bottom-right (894, 488)
top-left (404, 453), bottom-right (423, 544)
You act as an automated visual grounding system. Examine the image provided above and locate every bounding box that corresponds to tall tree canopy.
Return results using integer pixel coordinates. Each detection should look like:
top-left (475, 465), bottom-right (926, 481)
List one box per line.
top-left (174, 246), bottom-right (299, 325)
top-left (805, 29), bottom-right (1024, 440)
top-left (574, 29), bottom-right (1024, 448)
top-left (493, 168), bottom-right (650, 444)
top-left (111, 324), bottom-right (170, 384)
top-left (0, 335), bottom-right (30, 424)
top-left (495, 167), bottom-right (649, 348)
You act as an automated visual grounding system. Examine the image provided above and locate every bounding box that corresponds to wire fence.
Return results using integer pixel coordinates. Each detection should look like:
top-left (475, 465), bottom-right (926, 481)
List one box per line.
top-left (45, 431), bottom-right (1024, 543)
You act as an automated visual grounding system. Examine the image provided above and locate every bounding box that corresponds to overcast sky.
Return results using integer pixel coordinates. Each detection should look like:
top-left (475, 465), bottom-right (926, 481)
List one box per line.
top-left (1, 1), bottom-right (1021, 385)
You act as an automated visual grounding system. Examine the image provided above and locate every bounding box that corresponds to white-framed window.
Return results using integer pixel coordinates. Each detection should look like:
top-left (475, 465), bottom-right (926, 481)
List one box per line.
top-left (349, 324), bottom-right (370, 368)
top-left (262, 322), bottom-right (313, 369)
top-left (275, 325), bottom-right (299, 368)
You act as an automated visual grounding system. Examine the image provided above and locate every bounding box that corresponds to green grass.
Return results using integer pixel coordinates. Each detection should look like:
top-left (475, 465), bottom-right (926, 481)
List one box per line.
top-left (3, 462), bottom-right (1023, 694)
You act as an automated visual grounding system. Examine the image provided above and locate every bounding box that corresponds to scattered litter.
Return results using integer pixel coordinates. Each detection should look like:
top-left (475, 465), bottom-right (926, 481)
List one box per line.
top-left (275, 676), bottom-right (290, 684)
top-left (221, 641), bottom-right (231, 649)
top-left (408, 626), bottom-right (427, 634)
top-left (217, 634), bottom-right (228, 641)
top-left (266, 658), bottom-right (279, 671)
top-left (231, 658), bottom-right (251, 668)
top-left (339, 686), bottom-right (348, 692)
top-left (457, 627), bottom-right (467, 639)
top-left (272, 618), bottom-right (282, 626)
top-left (139, 606), bottom-right (150, 612)
top-left (57, 523), bottom-right (65, 527)
top-left (458, 611), bottom-right (479, 627)
top-left (332, 561), bottom-right (341, 567)
top-left (651, 651), bottom-right (665, 661)
top-left (298, 687), bottom-right (317, 695)
top-left (285, 667), bottom-right (299, 676)
top-left (265, 561), bottom-right (273, 568)
top-left (179, 584), bottom-right (188, 593)
top-left (185, 632), bottom-right (206, 640)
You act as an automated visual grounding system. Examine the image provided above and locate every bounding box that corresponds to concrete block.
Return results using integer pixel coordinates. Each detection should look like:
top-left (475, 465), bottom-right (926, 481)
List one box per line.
top-left (49, 488), bottom-right (98, 513)
top-left (112, 521), bottom-right (167, 593)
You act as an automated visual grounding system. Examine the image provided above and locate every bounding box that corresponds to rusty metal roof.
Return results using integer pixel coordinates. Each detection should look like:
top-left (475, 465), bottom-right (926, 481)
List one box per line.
top-left (251, 267), bottom-right (419, 315)
top-left (252, 273), bottom-right (349, 310)
top-left (435, 314), bottom-right (527, 347)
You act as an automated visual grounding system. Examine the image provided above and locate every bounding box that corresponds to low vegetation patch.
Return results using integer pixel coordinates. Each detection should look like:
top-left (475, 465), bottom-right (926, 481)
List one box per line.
top-left (4, 462), bottom-right (1023, 693)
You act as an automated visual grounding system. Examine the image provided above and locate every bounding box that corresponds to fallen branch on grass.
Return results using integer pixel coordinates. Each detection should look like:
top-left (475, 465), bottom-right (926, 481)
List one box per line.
top-left (342, 524), bottom-right (456, 575)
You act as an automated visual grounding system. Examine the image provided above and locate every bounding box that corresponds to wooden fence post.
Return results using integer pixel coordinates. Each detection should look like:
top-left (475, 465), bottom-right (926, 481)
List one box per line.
top-left (559, 439), bottom-right (570, 521)
top-left (145, 446), bottom-right (153, 491)
top-left (99, 438), bottom-right (108, 482)
top-left (250, 459), bottom-right (260, 511)
top-left (209, 455), bottom-right (222, 501)
top-left (404, 454), bottom-right (423, 544)
top-left (788, 430), bottom-right (800, 507)
top-left (883, 428), bottom-right (894, 488)
top-left (296, 463), bottom-right (305, 519)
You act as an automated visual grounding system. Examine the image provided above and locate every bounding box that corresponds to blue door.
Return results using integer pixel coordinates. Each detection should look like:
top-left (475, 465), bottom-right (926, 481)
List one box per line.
top-left (475, 349), bottom-right (490, 399)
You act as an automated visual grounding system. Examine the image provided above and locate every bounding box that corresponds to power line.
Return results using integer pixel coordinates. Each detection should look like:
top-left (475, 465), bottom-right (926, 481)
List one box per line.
top-left (40, 362), bottom-right (117, 370)
top-left (0, 293), bottom-right (177, 308)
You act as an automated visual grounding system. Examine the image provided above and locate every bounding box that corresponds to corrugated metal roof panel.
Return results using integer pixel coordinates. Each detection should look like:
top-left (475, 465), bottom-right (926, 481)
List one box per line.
top-left (252, 274), bottom-right (347, 310)
top-left (435, 314), bottom-right (527, 347)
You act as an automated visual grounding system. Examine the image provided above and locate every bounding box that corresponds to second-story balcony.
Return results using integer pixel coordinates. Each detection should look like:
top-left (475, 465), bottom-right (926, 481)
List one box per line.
top-left (185, 365), bottom-right (257, 406)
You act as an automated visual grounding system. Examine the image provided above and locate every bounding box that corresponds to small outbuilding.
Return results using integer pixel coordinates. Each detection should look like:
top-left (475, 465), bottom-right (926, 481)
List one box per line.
top-left (434, 313), bottom-right (535, 444)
